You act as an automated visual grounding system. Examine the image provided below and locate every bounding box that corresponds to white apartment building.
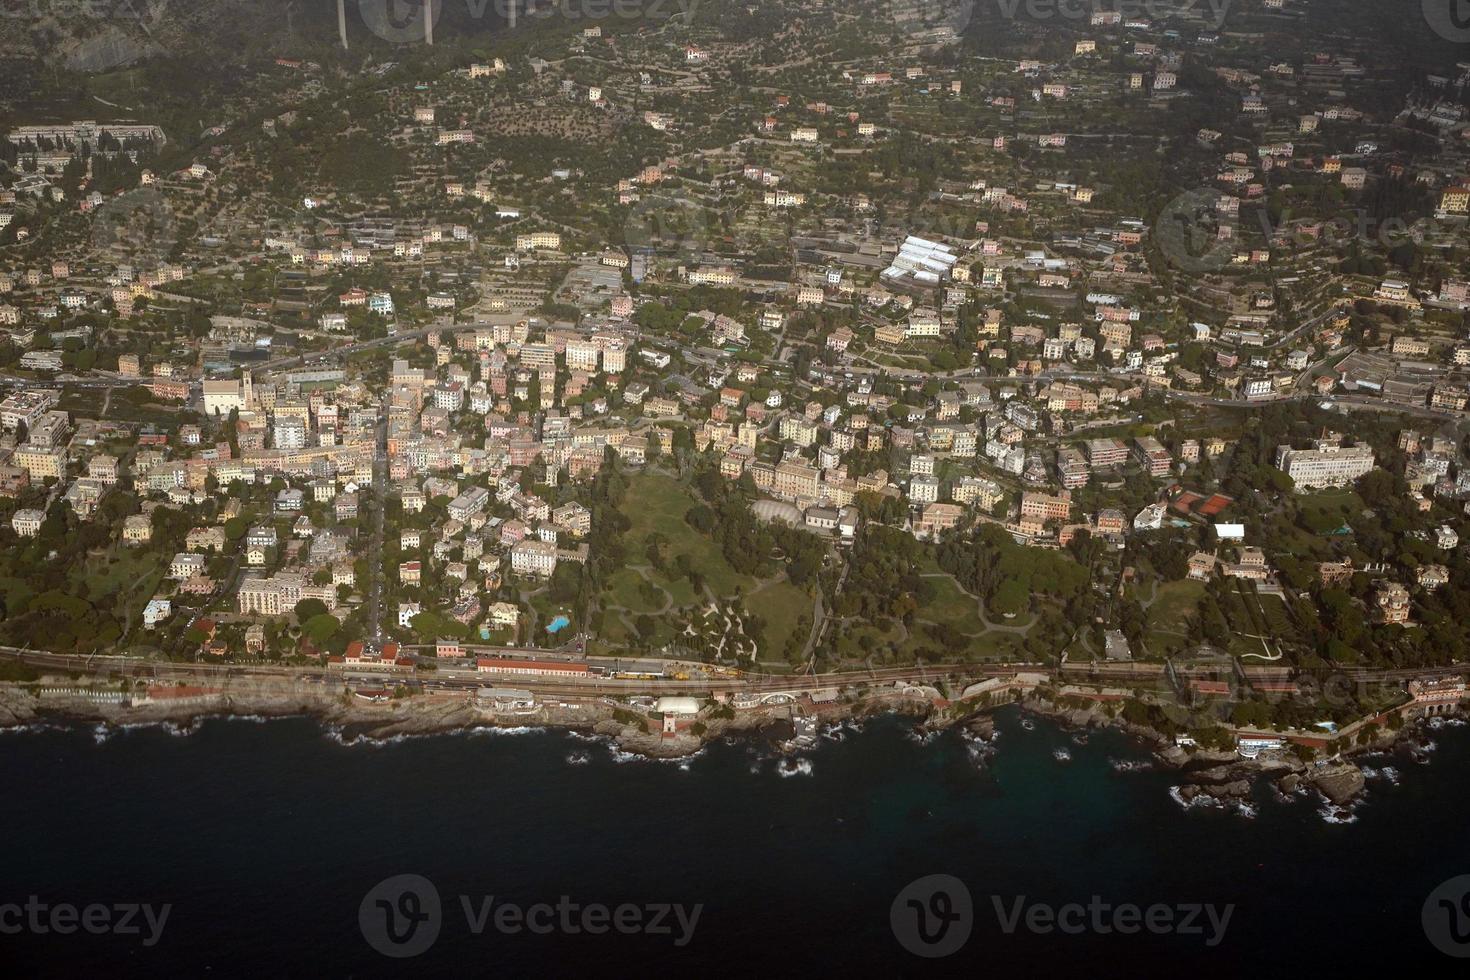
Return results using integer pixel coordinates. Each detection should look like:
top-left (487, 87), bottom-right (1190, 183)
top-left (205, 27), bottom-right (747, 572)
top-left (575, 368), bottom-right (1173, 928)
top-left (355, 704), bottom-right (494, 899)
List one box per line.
top-left (511, 539), bottom-right (558, 578)
top-left (1274, 443), bottom-right (1375, 489)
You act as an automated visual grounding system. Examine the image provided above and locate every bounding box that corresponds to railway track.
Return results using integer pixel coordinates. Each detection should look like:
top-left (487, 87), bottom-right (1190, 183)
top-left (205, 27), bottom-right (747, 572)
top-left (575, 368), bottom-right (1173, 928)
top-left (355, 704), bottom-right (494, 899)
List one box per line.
top-left (6, 647), bottom-right (1464, 696)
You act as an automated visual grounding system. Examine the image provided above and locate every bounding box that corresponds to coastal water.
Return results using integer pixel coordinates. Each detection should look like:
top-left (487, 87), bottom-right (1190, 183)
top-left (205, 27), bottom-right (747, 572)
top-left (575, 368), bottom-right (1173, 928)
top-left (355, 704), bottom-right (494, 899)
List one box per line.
top-left (4, 709), bottom-right (1468, 975)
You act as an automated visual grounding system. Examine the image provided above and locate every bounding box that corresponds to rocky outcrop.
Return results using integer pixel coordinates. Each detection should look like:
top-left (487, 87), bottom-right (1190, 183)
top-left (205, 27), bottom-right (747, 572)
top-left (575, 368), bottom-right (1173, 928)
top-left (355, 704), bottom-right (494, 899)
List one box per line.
top-left (1174, 749), bottom-right (1308, 803)
top-left (617, 729), bottom-right (702, 758)
top-left (0, 687), bottom-right (37, 727)
top-left (1308, 762), bottom-right (1365, 805)
top-left (1177, 779), bottom-right (1251, 802)
top-left (964, 715), bottom-right (996, 740)
top-left (1156, 745), bottom-right (1191, 768)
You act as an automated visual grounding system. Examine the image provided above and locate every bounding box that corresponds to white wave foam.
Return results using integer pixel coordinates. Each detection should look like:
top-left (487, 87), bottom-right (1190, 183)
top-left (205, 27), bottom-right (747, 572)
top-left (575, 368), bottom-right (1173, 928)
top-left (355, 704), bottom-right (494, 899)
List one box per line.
top-left (1168, 785), bottom-right (1224, 811)
top-left (1360, 763), bottom-right (1400, 784)
top-left (467, 725), bottom-right (546, 738)
top-left (0, 722), bottom-right (62, 736)
top-left (964, 741), bottom-right (997, 768)
top-left (1317, 800), bottom-right (1359, 824)
top-left (1109, 758), bottom-right (1151, 773)
top-left (606, 744), bottom-right (705, 765)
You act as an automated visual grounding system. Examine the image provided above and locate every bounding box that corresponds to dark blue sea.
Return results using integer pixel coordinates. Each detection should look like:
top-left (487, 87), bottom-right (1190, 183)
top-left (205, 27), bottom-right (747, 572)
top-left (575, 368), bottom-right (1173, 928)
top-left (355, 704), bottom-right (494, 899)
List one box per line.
top-left (3, 708), bottom-right (1468, 976)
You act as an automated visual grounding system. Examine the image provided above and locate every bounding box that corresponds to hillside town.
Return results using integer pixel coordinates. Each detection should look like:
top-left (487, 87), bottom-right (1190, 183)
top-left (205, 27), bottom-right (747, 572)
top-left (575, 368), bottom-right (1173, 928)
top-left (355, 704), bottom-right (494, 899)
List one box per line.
top-left (0, 0), bottom-right (1468, 757)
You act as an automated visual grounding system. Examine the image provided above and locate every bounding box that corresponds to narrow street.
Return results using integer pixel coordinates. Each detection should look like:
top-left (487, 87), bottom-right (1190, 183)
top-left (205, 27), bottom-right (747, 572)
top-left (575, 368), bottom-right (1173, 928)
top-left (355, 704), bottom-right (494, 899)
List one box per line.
top-left (364, 392), bottom-right (389, 651)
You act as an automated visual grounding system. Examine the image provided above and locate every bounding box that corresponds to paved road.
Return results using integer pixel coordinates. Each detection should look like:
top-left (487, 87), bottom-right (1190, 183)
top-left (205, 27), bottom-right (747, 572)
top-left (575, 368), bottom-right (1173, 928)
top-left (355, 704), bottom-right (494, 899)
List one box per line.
top-left (365, 392), bottom-right (390, 651)
top-left (250, 326), bottom-right (438, 374)
top-left (3, 646), bottom-right (1044, 693)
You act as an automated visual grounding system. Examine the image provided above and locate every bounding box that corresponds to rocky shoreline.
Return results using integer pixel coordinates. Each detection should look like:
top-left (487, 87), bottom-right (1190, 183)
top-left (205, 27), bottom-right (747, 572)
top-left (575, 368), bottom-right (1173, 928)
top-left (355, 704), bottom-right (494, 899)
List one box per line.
top-left (1, 676), bottom-right (1457, 810)
top-left (0, 676), bottom-right (927, 761)
top-left (989, 693), bottom-right (1456, 811)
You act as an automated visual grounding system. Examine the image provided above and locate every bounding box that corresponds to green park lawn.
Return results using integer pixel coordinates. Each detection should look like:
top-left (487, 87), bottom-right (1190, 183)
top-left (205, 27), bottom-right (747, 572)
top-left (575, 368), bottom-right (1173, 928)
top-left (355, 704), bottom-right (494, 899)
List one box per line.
top-left (618, 472), bottom-right (753, 597)
top-left (1143, 577), bottom-right (1207, 657)
top-left (917, 573), bottom-right (985, 635)
top-left (1146, 579), bottom-right (1205, 636)
top-left (70, 548), bottom-right (165, 620)
top-left (599, 473), bottom-right (820, 657)
top-left (1296, 488), bottom-right (1364, 533)
top-left (748, 578), bottom-right (810, 651)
